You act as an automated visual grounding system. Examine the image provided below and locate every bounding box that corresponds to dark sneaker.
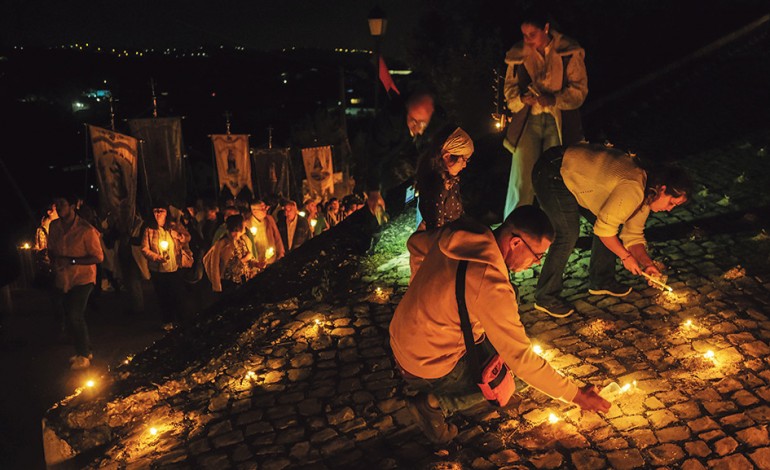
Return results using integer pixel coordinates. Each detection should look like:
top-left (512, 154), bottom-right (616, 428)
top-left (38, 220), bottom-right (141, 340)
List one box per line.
top-left (405, 393), bottom-right (458, 445)
top-left (588, 281), bottom-right (632, 297)
top-left (534, 301), bottom-right (575, 318)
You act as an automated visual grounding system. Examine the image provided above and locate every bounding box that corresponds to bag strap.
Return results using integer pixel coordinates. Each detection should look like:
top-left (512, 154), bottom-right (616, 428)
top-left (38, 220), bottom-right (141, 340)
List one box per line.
top-left (455, 260), bottom-right (482, 382)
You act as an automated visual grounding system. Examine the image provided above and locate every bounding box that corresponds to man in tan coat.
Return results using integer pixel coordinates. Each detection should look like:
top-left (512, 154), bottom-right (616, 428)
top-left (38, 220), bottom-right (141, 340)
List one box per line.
top-left (390, 206), bottom-right (609, 443)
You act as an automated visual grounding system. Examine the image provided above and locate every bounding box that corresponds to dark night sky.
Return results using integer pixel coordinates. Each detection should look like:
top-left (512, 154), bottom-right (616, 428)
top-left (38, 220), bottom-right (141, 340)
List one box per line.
top-left (2, 0), bottom-right (420, 57)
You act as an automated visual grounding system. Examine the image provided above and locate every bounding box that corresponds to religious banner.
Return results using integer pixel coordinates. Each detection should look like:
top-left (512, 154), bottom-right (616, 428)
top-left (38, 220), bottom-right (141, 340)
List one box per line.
top-left (127, 117), bottom-right (185, 207)
top-left (88, 125), bottom-right (138, 232)
top-left (252, 148), bottom-right (291, 198)
top-left (211, 134), bottom-right (252, 198)
top-left (301, 145), bottom-right (334, 199)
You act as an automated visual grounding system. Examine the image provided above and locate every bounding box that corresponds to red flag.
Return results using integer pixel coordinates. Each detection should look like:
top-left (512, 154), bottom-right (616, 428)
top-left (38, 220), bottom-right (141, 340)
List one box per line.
top-left (378, 55), bottom-right (400, 95)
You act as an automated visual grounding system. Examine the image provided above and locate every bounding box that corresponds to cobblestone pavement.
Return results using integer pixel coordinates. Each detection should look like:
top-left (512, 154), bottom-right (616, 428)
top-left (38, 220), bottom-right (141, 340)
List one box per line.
top-left (41, 129), bottom-right (770, 469)
top-left (41, 22), bottom-right (770, 470)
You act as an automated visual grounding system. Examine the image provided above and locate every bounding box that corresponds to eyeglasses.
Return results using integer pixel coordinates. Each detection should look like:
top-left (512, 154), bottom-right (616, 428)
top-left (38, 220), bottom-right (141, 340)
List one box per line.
top-left (511, 232), bottom-right (547, 261)
top-left (452, 154), bottom-right (471, 163)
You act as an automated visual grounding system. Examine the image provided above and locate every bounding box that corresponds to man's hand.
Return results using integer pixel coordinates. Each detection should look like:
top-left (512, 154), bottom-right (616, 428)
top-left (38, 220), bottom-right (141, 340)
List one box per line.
top-left (572, 385), bottom-right (611, 413)
top-left (621, 255), bottom-right (643, 275)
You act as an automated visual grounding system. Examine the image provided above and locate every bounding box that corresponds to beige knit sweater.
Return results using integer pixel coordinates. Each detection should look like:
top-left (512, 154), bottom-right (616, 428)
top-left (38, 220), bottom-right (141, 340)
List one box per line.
top-left (561, 143), bottom-right (649, 248)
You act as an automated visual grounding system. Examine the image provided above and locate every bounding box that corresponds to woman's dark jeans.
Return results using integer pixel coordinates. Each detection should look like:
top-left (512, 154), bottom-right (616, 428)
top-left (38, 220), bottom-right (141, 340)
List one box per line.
top-left (532, 147), bottom-right (618, 305)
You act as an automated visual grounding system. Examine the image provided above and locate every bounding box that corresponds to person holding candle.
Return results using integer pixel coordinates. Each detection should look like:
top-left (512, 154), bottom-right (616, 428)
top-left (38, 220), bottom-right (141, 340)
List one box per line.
top-left (246, 200), bottom-right (284, 264)
top-left (141, 203), bottom-right (191, 329)
top-left (48, 196), bottom-right (104, 370)
top-left (303, 199), bottom-right (326, 236)
top-left (390, 206), bottom-right (610, 444)
top-left (203, 215), bottom-right (264, 293)
top-left (531, 143), bottom-right (693, 317)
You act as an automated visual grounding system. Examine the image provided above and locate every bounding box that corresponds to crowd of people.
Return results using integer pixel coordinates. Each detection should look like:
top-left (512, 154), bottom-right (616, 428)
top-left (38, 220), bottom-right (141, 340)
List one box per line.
top-left (30, 194), bottom-right (364, 369)
top-left (22, 6), bottom-right (698, 448)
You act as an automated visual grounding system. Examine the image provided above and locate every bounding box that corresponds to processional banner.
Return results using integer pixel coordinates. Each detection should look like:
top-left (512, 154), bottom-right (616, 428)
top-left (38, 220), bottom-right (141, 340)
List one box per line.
top-left (128, 117), bottom-right (185, 207)
top-left (88, 125), bottom-right (138, 232)
top-left (301, 145), bottom-right (334, 199)
top-left (252, 148), bottom-right (291, 198)
top-left (211, 134), bottom-right (252, 197)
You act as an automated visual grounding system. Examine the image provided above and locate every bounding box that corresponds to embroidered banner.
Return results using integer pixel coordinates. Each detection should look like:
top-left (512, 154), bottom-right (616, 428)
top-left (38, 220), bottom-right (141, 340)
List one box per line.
top-left (252, 148), bottom-right (291, 198)
top-left (128, 117), bottom-right (185, 207)
top-left (88, 125), bottom-right (138, 232)
top-left (211, 134), bottom-right (252, 198)
top-left (301, 145), bottom-right (334, 199)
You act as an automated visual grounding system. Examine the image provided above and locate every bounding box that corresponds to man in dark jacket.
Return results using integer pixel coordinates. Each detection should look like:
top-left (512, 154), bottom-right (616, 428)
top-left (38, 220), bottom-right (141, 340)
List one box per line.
top-left (367, 90), bottom-right (446, 216)
top-left (276, 200), bottom-right (312, 253)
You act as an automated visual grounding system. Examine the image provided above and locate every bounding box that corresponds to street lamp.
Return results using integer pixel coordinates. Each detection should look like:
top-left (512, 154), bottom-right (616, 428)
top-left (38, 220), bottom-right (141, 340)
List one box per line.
top-left (368, 6), bottom-right (387, 113)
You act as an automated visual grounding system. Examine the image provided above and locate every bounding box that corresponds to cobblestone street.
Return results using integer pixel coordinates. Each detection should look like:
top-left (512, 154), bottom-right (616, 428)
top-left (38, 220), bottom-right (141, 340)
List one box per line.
top-left (40, 127), bottom-right (770, 469)
top-left (37, 16), bottom-right (770, 470)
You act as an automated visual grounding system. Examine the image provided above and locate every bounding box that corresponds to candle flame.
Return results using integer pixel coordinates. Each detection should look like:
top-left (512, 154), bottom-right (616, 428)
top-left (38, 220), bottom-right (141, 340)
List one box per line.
top-left (266, 247), bottom-right (275, 259)
top-left (159, 240), bottom-right (169, 251)
top-left (532, 344), bottom-right (544, 356)
top-left (704, 350), bottom-right (715, 359)
top-left (620, 383), bottom-right (631, 393)
top-left (246, 371), bottom-right (257, 380)
top-left (548, 413), bottom-right (560, 424)
top-left (85, 380), bottom-right (95, 388)
top-left (250, 226), bottom-right (257, 235)
top-left (149, 427), bottom-right (158, 436)
top-left (684, 319), bottom-right (693, 327)
top-left (310, 219), bottom-right (317, 228)
top-left (314, 319), bottom-right (322, 326)
top-left (21, 242), bottom-right (31, 249)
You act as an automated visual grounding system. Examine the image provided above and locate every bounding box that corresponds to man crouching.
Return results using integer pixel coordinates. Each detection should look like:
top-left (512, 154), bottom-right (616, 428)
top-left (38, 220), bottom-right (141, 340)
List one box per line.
top-left (389, 206), bottom-right (610, 444)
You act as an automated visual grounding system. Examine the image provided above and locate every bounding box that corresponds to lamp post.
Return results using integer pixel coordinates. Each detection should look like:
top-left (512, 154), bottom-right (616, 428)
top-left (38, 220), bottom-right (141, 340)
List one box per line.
top-left (368, 6), bottom-right (387, 114)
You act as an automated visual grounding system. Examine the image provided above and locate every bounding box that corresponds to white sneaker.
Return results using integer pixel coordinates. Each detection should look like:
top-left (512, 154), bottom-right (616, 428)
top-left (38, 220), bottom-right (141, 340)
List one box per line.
top-left (70, 356), bottom-right (91, 370)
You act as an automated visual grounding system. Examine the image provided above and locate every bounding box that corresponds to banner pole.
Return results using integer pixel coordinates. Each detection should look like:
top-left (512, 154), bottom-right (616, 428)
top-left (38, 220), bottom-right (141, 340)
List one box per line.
top-left (138, 139), bottom-right (153, 209)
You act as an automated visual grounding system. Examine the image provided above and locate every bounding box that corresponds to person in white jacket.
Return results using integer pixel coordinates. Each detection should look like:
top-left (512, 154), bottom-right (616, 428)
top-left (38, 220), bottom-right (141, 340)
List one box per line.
top-left (502, 8), bottom-right (588, 218)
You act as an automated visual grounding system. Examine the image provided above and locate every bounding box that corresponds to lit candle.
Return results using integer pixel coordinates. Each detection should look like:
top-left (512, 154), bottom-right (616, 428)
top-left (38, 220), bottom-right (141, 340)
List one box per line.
top-left (159, 240), bottom-right (169, 252)
top-left (245, 371), bottom-right (257, 380)
top-left (299, 211), bottom-right (306, 217)
top-left (548, 413), bottom-right (560, 424)
top-left (21, 242), bottom-right (31, 250)
top-left (85, 379), bottom-right (95, 388)
top-left (532, 344), bottom-right (544, 356)
top-left (704, 350), bottom-right (715, 360)
top-left (266, 247), bottom-right (275, 259)
top-left (375, 287), bottom-right (383, 296)
top-left (149, 427), bottom-right (158, 436)
top-left (250, 226), bottom-right (257, 236)
top-left (684, 319), bottom-right (693, 328)
top-left (640, 271), bottom-right (673, 292)
top-left (310, 219), bottom-right (317, 229)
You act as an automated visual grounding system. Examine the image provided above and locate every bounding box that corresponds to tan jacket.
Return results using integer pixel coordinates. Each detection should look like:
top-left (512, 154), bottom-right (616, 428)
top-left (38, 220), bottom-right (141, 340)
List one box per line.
top-left (390, 221), bottom-right (578, 402)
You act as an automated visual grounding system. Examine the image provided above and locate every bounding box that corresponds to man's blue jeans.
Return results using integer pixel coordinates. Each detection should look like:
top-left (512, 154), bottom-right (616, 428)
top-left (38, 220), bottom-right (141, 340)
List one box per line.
top-left (60, 283), bottom-right (94, 357)
top-left (532, 147), bottom-right (618, 305)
